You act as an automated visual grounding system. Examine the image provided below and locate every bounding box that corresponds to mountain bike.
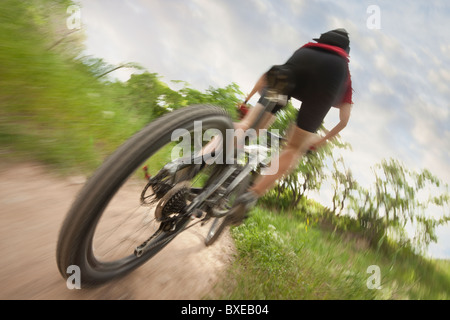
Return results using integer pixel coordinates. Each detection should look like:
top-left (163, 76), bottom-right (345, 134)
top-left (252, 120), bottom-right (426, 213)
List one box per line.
top-left (56, 81), bottom-right (288, 286)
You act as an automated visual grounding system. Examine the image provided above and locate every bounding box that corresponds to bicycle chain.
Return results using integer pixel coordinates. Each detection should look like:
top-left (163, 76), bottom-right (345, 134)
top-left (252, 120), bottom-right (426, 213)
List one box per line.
top-left (135, 181), bottom-right (192, 256)
top-left (134, 215), bottom-right (204, 256)
top-left (136, 165), bottom-right (242, 256)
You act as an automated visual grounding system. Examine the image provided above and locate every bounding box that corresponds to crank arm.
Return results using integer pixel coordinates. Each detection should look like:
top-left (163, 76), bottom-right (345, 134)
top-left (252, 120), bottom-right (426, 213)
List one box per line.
top-left (134, 216), bottom-right (189, 257)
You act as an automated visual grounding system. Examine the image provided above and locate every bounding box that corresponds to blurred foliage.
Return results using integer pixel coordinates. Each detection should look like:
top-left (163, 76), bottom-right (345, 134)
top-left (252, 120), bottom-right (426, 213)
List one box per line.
top-left (261, 109), bottom-right (351, 210)
top-left (109, 72), bottom-right (243, 123)
top-left (260, 109), bottom-right (449, 253)
top-left (0, 0), bottom-right (243, 172)
top-left (270, 155), bottom-right (450, 253)
top-left (0, 0), bottom-right (144, 170)
top-left (1, 0), bottom-right (448, 256)
top-left (351, 159), bottom-right (450, 252)
top-left (217, 206), bottom-right (450, 300)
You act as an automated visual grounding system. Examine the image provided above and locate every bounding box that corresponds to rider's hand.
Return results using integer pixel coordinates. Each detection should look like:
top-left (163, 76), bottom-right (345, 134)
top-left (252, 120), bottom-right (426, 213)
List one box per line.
top-left (237, 102), bottom-right (249, 119)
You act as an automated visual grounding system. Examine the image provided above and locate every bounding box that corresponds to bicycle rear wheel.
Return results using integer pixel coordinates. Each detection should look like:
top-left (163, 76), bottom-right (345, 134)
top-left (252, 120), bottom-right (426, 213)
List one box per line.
top-left (56, 105), bottom-right (233, 286)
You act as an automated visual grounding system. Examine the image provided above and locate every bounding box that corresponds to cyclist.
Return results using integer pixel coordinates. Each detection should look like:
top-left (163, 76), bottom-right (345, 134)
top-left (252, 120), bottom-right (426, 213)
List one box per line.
top-left (230, 28), bottom-right (354, 224)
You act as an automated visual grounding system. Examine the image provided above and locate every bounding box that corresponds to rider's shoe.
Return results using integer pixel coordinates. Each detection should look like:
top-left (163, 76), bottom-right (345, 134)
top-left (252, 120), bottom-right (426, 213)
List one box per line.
top-left (226, 191), bottom-right (259, 226)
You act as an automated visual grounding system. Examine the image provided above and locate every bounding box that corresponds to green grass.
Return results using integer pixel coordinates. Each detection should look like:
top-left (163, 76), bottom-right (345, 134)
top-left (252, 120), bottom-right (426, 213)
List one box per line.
top-left (3, 1), bottom-right (449, 301)
top-left (0, 0), bottom-right (147, 174)
top-left (213, 207), bottom-right (450, 300)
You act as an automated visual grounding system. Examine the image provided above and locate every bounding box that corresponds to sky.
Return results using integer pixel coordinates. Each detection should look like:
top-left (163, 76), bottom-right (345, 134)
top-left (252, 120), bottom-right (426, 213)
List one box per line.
top-left (75, 0), bottom-right (449, 258)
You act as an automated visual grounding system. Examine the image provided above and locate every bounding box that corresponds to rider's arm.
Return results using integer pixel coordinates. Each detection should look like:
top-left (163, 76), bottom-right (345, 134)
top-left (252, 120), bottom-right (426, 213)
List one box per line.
top-left (312, 102), bottom-right (352, 149)
top-left (244, 73), bottom-right (267, 104)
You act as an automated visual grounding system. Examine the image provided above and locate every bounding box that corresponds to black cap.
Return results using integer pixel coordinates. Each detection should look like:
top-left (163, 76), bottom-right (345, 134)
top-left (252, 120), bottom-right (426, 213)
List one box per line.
top-left (313, 28), bottom-right (350, 53)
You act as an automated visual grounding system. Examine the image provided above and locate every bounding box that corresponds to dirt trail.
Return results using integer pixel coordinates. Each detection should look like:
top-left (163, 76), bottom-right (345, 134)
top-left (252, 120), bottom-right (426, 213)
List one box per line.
top-left (0, 162), bottom-right (235, 300)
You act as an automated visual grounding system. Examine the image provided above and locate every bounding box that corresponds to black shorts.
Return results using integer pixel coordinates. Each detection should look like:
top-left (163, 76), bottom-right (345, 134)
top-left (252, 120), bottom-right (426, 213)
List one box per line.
top-left (258, 47), bottom-right (348, 133)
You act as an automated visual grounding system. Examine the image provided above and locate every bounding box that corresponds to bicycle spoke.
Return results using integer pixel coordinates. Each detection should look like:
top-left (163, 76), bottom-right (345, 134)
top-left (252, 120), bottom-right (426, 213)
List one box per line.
top-left (56, 105), bottom-right (235, 285)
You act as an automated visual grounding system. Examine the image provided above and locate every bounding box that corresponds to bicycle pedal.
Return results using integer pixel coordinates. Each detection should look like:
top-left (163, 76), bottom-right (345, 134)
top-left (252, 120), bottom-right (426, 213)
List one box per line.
top-left (190, 209), bottom-right (204, 219)
top-left (200, 215), bottom-right (212, 225)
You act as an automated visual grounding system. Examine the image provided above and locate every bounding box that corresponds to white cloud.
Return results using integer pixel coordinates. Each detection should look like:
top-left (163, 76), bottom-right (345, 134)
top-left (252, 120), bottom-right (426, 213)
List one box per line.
top-left (407, 99), bottom-right (450, 183)
top-left (428, 226), bottom-right (450, 259)
top-left (125, 0), bottom-right (144, 15)
top-left (286, 0), bottom-right (305, 15)
top-left (368, 80), bottom-right (394, 95)
top-left (441, 44), bottom-right (450, 56)
top-left (428, 69), bottom-right (450, 94)
top-left (374, 54), bottom-right (398, 78)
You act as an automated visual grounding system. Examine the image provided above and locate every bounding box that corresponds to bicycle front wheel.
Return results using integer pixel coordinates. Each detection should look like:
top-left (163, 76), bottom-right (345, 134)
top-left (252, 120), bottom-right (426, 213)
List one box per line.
top-left (56, 104), bottom-right (233, 286)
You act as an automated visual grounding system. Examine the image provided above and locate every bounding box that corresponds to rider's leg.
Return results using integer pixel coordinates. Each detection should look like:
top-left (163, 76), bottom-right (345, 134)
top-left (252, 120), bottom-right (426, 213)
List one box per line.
top-left (250, 125), bottom-right (316, 197)
top-left (231, 48), bottom-right (348, 222)
top-left (234, 103), bottom-right (276, 134)
top-left (201, 103), bottom-right (275, 155)
top-left (234, 103), bottom-right (276, 150)
top-left (227, 124), bottom-right (316, 225)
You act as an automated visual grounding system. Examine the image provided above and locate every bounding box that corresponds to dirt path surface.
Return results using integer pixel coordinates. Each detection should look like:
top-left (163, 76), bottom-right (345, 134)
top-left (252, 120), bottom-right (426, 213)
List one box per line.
top-left (0, 162), bottom-right (235, 300)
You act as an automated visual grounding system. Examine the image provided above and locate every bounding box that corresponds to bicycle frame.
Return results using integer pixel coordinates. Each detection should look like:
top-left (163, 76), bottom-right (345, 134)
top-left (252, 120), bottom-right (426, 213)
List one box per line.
top-left (187, 91), bottom-right (287, 217)
top-left (135, 93), bottom-right (288, 256)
